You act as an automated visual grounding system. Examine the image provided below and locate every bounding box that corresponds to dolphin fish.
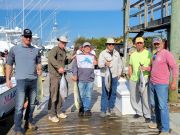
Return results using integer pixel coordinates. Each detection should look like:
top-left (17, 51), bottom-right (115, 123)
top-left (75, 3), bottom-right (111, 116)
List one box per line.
top-left (74, 81), bottom-right (82, 110)
top-left (60, 74), bottom-right (68, 101)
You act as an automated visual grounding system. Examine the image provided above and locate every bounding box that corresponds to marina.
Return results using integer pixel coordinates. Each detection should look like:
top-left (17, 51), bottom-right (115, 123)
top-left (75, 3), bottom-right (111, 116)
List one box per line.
top-left (0, 0), bottom-right (180, 135)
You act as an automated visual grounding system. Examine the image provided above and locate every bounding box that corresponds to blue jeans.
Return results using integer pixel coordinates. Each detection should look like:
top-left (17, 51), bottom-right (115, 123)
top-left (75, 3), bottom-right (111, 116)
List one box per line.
top-left (101, 77), bottom-right (118, 113)
top-left (14, 79), bottom-right (37, 132)
top-left (78, 81), bottom-right (93, 111)
top-left (149, 82), bottom-right (169, 132)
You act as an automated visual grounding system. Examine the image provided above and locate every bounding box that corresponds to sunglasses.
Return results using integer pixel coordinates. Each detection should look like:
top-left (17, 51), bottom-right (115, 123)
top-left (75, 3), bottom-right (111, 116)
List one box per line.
top-left (154, 43), bottom-right (160, 46)
top-left (136, 42), bottom-right (143, 44)
top-left (107, 43), bottom-right (115, 46)
top-left (24, 35), bottom-right (32, 39)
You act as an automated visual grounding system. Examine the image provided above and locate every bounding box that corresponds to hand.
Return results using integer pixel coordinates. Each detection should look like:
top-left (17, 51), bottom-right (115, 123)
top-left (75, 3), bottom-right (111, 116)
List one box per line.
top-left (105, 61), bottom-right (111, 67)
top-left (58, 67), bottom-right (65, 74)
top-left (71, 75), bottom-right (77, 81)
top-left (6, 80), bottom-right (13, 88)
top-left (139, 66), bottom-right (146, 71)
top-left (170, 81), bottom-right (176, 90)
top-left (71, 54), bottom-right (76, 60)
top-left (93, 60), bottom-right (97, 65)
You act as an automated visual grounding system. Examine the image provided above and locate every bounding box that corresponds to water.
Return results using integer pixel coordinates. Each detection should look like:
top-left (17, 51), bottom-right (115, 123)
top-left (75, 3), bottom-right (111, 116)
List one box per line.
top-left (0, 110), bottom-right (14, 135)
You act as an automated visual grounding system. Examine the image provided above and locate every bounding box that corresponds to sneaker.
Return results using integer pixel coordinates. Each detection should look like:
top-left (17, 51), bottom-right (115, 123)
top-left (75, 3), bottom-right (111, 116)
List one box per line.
top-left (109, 108), bottom-right (116, 116)
top-left (84, 110), bottom-right (92, 116)
top-left (148, 122), bottom-right (157, 129)
top-left (100, 112), bottom-right (106, 118)
top-left (48, 116), bottom-right (59, 123)
top-left (159, 132), bottom-right (170, 135)
top-left (24, 121), bottom-right (38, 130)
top-left (133, 114), bottom-right (141, 118)
top-left (15, 131), bottom-right (24, 135)
top-left (57, 113), bottom-right (67, 119)
top-left (78, 107), bottom-right (84, 117)
top-left (145, 118), bottom-right (151, 123)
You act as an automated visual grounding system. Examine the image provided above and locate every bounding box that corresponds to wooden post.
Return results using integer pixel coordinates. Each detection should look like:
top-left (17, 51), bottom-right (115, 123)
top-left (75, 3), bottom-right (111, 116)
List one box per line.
top-left (123, 0), bottom-right (130, 66)
top-left (169, 0), bottom-right (180, 102)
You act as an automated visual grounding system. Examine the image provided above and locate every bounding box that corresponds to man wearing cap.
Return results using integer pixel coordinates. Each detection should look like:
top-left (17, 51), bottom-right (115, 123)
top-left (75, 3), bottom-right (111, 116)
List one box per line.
top-left (48, 36), bottom-right (71, 122)
top-left (128, 37), bottom-right (151, 123)
top-left (6, 28), bottom-right (42, 134)
top-left (142, 37), bottom-right (178, 134)
top-left (98, 37), bottom-right (123, 117)
top-left (71, 42), bottom-right (97, 117)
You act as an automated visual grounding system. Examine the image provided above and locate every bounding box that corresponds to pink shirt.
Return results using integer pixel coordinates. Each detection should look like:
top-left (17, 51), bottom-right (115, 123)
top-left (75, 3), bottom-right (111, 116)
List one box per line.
top-left (150, 49), bottom-right (178, 84)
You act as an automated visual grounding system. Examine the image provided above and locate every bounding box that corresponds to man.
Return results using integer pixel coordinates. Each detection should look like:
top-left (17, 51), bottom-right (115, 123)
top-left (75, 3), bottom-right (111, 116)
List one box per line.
top-left (71, 42), bottom-right (97, 117)
top-left (6, 29), bottom-right (42, 135)
top-left (48, 36), bottom-right (70, 122)
top-left (128, 37), bottom-right (151, 123)
top-left (143, 37), bottom-right (178, 135)
top-left (98, 37), bottom-right (123, 117)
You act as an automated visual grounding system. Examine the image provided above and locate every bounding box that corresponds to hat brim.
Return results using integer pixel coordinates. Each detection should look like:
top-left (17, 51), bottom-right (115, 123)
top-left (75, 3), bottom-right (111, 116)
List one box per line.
top-left (57, 38), bottom-right (69, 43)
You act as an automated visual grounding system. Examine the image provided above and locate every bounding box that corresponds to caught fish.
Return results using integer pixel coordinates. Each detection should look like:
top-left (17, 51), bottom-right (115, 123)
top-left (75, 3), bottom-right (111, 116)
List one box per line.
top-left (37, 75), bottom-right (43, 103)
top-left (73, 81), bottom-right (82, 110)
top-left (60, 74), bottom-right (68, 101)
top-left (105, 67), bottom-right (112, 98)
top-left (139, 63), bottom-right (146, 94)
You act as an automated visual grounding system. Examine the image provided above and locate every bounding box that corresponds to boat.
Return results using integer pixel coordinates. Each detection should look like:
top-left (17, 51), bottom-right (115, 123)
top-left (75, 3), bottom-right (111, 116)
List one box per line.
top-left (0, 77), bottom-right (16, 118)
top-left (0, 26), bottom-right (22, 52)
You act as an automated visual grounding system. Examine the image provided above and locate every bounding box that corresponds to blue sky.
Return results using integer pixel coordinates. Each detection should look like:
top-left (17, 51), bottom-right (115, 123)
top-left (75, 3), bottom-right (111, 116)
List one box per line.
top-left (0, 0), bottom-right (125, 45)
top-left (0, 0), bottom-right (166, 45)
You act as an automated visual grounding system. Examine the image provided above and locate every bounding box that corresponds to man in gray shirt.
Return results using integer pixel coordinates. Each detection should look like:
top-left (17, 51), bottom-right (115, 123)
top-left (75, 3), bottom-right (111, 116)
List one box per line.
top-left (6, 29), bottom-right (42, 135)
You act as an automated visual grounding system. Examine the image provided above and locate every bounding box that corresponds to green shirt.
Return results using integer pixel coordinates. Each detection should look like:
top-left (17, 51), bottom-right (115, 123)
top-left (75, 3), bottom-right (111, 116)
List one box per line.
top-left (129, 49), bottom-right (152, 81)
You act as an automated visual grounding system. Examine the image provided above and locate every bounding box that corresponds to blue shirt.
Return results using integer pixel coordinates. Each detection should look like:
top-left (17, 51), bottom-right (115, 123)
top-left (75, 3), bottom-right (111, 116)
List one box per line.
top-left (7, 44), bottom-right (41, 80)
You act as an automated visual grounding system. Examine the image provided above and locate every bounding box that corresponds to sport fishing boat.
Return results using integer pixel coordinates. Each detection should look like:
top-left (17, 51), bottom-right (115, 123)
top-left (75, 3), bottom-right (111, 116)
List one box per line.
top-left (0, 77), bottom-right (16, 118)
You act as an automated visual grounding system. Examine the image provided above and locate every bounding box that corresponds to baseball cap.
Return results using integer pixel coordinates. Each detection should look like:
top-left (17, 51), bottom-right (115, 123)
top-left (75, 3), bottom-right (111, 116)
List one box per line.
top-left (135, 37), bottom-right (144, 43)
top-left (57, 36), bottom-right (69, 43)
top-left (22, 29), bottom-right (32, 36)
top-left (82, 42), bottom-right (91, 47)
top-left (153, 37), bottom-right (162, 44)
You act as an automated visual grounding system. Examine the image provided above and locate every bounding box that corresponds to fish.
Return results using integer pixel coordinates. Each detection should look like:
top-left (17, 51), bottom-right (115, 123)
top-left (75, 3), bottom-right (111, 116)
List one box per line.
top-left (73, 81), bottom-right (82, 110)
top-left (37, 75), bottom-right (43, 103)
top-left (105, 67), bottom-right (112, 99)
top-left (60, 74), bottom-right (68, 101)
top-left (139, 63), bottom-right (146, 94)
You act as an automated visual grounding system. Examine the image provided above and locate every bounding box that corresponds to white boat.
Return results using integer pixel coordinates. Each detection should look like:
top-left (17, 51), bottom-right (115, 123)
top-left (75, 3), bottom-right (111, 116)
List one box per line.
top-left (0, 26), bottom-right (22, 52)
top-left (0, 77), bottom-right (16, 118)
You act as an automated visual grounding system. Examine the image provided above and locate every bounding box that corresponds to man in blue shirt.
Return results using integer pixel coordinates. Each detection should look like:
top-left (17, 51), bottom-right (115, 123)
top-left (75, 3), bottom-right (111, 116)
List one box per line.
top-left (6, 29), bottom-right (42, 135)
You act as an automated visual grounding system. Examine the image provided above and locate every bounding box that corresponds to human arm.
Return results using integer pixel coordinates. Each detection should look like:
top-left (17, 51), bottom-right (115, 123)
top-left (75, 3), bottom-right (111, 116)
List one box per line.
top-left (128, 64), bottom-right (133, 78)
top-left (6, 64), bottom-right (13, 88)
top-left (71, 59), bottom-right (78, 81)
top-left (166, 52), bottom-right (178, 90)
top-left (48, 48), bottom-right (65, 73)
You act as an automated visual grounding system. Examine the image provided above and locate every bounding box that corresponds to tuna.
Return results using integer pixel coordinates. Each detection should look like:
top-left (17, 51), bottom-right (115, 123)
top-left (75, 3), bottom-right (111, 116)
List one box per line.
top-left (60, 74), bottom-right (68, 101)
top-left (105, 67), bottom-right (112, 99)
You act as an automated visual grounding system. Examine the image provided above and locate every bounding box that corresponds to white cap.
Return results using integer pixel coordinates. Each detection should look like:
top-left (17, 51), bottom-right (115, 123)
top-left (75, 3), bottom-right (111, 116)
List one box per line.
top-left (106, 38), bottom-right (115, 44)
top-left (57, 36), bottom-right (69, 43)
top-left (82, 42), bottom-right (91, 47)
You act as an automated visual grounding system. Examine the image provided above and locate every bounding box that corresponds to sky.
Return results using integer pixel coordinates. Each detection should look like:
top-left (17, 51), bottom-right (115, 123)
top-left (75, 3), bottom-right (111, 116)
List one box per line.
top-left (0, 0), bottom-right (126, 46)
top-left (0, 0), bottom-right (167, 46)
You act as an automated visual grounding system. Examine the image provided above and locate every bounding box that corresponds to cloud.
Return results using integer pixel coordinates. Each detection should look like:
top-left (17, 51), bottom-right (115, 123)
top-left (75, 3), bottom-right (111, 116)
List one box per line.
top-left (0, 0), bottom-right (123, 11)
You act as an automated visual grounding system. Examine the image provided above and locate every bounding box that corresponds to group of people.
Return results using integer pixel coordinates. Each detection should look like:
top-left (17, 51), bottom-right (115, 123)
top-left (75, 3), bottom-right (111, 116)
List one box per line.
top-left (5, 28), bottom-right (178, 135)
top-left (128, 37), bottom-right (178, 135)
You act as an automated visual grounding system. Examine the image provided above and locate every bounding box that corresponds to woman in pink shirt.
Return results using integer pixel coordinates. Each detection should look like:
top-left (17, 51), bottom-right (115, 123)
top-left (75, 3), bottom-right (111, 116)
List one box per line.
top-left (142, 37), bottom-right (178, 134)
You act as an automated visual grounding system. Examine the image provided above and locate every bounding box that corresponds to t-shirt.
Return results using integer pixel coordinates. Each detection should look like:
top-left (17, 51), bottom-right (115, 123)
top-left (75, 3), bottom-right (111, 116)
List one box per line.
top-left (7, 44), bottom-right (41, 80)
top-left (150, 49), bottom-right (178, 84)
top-left (129, 49), bottom-right (152, 81)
